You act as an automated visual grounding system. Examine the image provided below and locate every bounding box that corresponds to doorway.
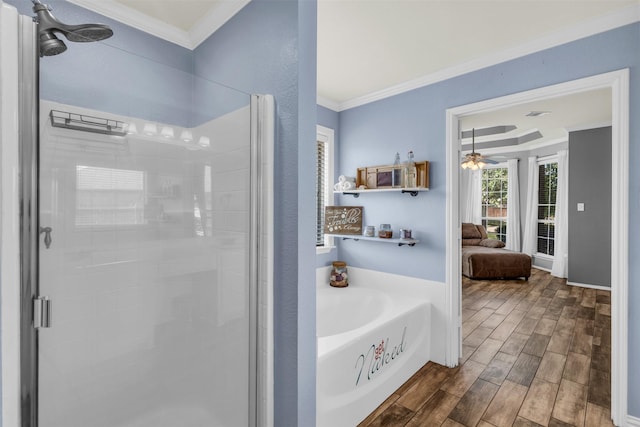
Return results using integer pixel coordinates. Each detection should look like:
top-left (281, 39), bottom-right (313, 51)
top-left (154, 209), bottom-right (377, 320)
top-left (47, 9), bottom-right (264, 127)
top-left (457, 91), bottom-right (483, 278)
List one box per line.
top-left (444, 70), bottom-right (629, 425)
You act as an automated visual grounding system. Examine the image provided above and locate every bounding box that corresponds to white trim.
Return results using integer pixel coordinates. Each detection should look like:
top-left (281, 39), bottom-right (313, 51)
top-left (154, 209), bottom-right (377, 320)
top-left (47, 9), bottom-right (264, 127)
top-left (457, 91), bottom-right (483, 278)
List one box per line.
top-left (0, 3), bottom-right (23, 427)
top-left (188, 0), bottom-right (251, 48)
top-left (535, 252), bottom-right (554, 261)
top-left (328, 4), bottom-right (640, 112)
top-left (532, 264), bottom-right (552, 273)
top-left (67, 0), bottom-right (192, 48)
top-left (67, 0), bottom-right (249, 50)
top-left (628, 415), bottom-right (640, 426)
top-left (537, 154), bottom-right (559, 164)
top-left (609, 68), bottom-right (629, 427)
top-left (317, 96), bottom-right (341, 113)
top-left (445, 69), bottom-right (629, 425)
top-left (567, 281), bottom-right (611, 291)
top-left (445, 110), bottom-right (461, 368)
top-left (316, 125), bottom-right (335, 254)
top-left (315, 245), bottom-right (335, 255)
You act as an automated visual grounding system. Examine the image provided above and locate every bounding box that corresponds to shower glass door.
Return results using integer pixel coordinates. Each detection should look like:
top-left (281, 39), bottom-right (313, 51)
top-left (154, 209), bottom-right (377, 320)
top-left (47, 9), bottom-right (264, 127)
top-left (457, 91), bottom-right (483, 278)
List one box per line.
top-left (37, 41), bottom-right (254, 427)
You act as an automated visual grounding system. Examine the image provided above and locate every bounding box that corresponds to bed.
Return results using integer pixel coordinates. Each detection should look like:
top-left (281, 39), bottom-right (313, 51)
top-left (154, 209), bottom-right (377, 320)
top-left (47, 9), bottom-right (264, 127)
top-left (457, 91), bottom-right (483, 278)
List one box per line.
top-left (461, 223), bottom-right (531, 280)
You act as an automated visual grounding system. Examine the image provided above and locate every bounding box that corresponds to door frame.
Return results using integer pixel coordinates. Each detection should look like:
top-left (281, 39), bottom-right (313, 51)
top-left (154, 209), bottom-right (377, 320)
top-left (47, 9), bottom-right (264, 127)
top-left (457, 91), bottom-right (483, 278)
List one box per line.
top-left (445, 69), bottom-right (629, 425)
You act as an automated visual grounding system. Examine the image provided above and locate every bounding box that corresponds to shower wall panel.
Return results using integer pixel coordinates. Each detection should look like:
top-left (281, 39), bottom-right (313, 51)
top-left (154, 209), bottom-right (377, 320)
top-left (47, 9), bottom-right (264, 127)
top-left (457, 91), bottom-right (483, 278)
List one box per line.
top-left (38, 99), bottom-right (252, 427)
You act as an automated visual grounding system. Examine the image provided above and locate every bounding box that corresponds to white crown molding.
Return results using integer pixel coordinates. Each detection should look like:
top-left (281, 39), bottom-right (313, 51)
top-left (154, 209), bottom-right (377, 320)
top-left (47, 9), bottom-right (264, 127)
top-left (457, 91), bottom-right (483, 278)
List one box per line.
top-left (67, 0), bottom-right (193, 48)
top-left (189, 0), bottom-right (250, 48)
top-left (317, 96), bottom-right (341, 112)
top-left (67, 0), bottom-right (249, 50)
top-left (328, 3), bottom-right (640, 112)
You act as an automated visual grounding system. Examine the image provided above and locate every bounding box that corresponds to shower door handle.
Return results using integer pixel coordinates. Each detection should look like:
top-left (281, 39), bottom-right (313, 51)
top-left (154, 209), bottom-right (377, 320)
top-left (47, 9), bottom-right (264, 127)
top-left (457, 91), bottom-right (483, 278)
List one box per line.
top-left (40, 226), bottom-right (52, 249)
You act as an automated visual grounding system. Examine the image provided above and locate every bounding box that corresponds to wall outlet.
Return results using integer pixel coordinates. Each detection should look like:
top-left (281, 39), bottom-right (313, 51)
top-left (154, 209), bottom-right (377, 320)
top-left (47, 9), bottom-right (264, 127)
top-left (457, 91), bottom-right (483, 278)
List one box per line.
top-left (577, 202), bottom-right (585, 212)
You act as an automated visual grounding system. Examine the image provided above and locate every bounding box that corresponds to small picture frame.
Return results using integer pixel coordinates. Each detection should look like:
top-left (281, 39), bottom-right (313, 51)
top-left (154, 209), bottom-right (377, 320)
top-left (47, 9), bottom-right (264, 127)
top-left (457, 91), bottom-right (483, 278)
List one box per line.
top-left (324, 206), bottom-right (363, 235)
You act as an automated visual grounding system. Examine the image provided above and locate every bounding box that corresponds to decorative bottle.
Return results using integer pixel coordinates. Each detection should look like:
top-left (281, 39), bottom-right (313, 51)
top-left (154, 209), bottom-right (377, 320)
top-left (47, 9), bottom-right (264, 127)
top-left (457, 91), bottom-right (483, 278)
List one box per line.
top-left (392, 152), bottom-right (403, 188)
top-left (330, 261), bottom-right (348, 287)
top-left (404, 151), bottom-right (417, 188)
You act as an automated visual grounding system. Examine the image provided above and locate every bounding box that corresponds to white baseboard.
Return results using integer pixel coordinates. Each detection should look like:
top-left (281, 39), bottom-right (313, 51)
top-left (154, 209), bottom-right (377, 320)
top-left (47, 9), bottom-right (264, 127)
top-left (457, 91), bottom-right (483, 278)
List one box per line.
top-left (567, 281), bottom-right (611, 291)
top-left (628, 415), bottom-right (640, 426)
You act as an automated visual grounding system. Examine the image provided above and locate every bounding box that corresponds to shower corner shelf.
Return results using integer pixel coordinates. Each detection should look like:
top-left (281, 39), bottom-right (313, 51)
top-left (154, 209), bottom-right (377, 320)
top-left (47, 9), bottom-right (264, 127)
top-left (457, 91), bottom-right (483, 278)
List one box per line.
top-left (49, 109), bottom-right (128, 136)
top-left (334, 188), bottom-right (428, 198)
top-left (327, 234), bottom-right (419, 247)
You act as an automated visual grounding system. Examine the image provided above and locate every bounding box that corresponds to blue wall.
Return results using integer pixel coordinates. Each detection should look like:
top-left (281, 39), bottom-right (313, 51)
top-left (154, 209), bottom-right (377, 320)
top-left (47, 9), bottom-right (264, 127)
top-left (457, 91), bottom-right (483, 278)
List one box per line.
top-left (316, 105), bottom-right (340, 267)
top-left (194, 0), bottom-right (317, 424)
top-left (336, 22), bottom-right (640, 417)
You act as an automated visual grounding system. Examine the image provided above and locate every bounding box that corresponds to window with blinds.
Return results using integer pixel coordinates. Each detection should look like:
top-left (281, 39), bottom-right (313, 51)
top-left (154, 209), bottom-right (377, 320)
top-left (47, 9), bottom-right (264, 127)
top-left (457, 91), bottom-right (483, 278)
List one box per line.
top-left (316, 140), bottom-right (327, 246)
top-left (537, 161), bottom-right (558, 255)
top-left (76, 165), bottom-right (146, 227)
top-left (316, 125), bottom-right (334, 252)
top-left (480, 166), bottom-right (508, 242)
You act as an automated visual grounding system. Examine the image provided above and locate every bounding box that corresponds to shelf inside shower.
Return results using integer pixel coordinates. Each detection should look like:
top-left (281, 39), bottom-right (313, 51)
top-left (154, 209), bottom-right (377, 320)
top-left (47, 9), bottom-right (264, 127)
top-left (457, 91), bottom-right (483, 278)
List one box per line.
top-left (49, 109), bottom-right (128, 136)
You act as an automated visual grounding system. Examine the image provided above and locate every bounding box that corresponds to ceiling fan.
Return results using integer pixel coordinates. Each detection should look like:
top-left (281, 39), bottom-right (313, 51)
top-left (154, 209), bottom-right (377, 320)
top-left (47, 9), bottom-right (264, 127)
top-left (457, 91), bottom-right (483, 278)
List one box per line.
top-left (461, 128), bottom-right (499, 170)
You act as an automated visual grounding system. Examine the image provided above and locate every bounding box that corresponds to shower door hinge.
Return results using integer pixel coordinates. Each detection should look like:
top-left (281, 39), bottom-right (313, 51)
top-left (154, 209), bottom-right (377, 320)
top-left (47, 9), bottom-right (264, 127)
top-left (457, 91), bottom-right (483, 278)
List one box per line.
top-left (33, 296), bottom-right (52, 329)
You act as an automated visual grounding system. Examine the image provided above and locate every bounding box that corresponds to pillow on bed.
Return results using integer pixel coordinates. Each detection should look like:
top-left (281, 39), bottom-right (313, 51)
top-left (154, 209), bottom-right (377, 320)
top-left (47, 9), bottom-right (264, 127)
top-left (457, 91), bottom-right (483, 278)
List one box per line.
top-left (479, 239), bottom-right (506, 248)
top-left (462, 223), bottom-right (482, 239)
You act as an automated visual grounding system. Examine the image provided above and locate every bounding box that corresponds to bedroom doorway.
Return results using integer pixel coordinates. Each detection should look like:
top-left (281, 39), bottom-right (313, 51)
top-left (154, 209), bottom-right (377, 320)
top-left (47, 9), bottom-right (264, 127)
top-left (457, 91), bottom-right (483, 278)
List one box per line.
top-left (445, 70), bottom-right (629, 426)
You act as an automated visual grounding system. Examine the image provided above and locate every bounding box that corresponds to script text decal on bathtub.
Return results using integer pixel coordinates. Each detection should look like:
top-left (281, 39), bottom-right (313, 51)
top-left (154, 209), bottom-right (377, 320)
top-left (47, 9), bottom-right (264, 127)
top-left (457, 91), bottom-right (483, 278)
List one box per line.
top-left (354, 327), bottom-right (407, 386)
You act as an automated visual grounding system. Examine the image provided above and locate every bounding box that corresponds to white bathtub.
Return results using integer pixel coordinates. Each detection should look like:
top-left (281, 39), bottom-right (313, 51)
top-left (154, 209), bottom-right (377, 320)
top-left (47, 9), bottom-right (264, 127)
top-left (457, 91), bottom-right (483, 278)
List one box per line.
top-left (316, 271), bottom-right (431, 427)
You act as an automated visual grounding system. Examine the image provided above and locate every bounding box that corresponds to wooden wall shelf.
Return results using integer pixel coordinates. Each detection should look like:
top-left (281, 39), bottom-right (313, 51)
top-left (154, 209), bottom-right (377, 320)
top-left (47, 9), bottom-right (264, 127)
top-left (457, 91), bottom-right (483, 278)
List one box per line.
top-left (334, 188), bottom-right (428, 198)
top-left (327, 234), bottom-right (419, 247)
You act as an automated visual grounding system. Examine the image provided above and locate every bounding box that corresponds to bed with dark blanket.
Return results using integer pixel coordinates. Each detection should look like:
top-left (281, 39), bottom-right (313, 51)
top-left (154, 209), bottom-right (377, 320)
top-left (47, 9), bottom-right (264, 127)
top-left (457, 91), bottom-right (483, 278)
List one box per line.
top-left (461, 223), bottom-right (531, 280)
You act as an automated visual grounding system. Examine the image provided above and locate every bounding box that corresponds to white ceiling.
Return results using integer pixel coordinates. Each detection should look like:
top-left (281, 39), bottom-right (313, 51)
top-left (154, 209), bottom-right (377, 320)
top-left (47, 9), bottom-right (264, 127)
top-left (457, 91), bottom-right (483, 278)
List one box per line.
top-left (317, 0), bottom-right (636, 109)
top-left (459, 88), bottom-right (612, 154)
top-left (71, 0), bottom-right (638, 112)
top-left (114, 0), bottom-right (217, 32)
top-left (68, 0), bottom-right (250, 48)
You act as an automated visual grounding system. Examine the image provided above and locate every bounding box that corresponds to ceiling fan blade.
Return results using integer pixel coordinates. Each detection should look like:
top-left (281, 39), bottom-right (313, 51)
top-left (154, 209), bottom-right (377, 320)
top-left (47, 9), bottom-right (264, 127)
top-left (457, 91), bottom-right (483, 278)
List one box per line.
top-left (483, 158), bottom-right (500, 164)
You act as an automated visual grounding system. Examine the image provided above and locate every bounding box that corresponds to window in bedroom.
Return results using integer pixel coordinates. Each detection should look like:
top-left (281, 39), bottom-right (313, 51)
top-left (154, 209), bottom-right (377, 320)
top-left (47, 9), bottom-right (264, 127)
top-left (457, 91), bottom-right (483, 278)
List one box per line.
top-left (537, 160), bottom-right (558, 256)
top-left (316, 125), bottom-right (334, 253)
top-left (481, 166), bottom-right (508, 242)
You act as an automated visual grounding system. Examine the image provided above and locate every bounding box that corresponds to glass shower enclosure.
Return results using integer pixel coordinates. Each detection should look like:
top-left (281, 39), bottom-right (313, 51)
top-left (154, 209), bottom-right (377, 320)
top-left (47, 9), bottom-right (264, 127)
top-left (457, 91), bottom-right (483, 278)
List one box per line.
top-left (0, 3), bottom-right (272, 426)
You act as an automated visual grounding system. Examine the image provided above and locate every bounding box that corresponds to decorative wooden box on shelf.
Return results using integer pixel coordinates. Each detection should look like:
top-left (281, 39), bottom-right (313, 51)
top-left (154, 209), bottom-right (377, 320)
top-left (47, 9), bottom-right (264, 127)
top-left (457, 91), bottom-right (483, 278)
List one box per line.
top-left (356, 161), bottom-right (429, 190)
top-left (327, 234), bottom-right (419, 247)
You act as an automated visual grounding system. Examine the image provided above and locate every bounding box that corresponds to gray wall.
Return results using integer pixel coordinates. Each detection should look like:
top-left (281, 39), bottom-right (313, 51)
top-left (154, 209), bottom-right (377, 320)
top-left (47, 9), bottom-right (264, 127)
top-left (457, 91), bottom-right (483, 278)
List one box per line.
top-left (568, 127), bottom-right (612, 287)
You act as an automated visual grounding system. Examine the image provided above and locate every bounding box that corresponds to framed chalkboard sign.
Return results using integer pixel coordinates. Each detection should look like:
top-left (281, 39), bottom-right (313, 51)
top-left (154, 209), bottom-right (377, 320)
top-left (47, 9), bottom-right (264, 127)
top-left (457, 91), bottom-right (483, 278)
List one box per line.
top-left (324, 206), bottom-right (363, 235)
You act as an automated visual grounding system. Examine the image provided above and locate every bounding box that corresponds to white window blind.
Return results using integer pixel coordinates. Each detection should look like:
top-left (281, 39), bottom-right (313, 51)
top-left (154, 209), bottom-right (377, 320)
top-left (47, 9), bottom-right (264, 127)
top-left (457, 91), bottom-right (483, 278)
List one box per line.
top-left (76, 165), bottom-right (145, 226)
top-left (316, 140), bottom-right (327, 246)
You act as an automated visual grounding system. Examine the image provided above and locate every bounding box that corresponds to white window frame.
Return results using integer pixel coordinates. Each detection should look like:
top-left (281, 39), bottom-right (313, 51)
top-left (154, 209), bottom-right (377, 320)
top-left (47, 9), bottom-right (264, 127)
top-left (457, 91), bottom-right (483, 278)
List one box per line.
top-left (536, 155), bottom-right (558, 260)
top-left (316, 125), bottom-right (335, 254)
top-left (480, 163), bottom-right (508, 242)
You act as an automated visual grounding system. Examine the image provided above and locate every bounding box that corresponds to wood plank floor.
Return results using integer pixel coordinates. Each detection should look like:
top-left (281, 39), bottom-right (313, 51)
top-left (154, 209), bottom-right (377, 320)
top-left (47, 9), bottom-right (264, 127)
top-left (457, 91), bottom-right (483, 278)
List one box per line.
top-left (358, 268), bottom-right (613, 427)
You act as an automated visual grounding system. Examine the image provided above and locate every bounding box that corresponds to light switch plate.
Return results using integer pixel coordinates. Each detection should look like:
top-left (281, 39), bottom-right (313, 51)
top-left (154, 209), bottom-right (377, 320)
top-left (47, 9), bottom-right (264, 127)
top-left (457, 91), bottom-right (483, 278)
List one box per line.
top-left (577, 202), bottom-right (585, 212)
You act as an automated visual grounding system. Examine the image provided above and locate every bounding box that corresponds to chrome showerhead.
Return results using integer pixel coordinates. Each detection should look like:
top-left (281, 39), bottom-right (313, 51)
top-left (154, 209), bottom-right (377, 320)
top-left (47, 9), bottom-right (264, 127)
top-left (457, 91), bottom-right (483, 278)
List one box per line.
top-left (32, 1), bottom-right (113, 56)
top-left (39, 31), bottom-right (67, 56)
top-left (63, 24), bottom-right (113, 43)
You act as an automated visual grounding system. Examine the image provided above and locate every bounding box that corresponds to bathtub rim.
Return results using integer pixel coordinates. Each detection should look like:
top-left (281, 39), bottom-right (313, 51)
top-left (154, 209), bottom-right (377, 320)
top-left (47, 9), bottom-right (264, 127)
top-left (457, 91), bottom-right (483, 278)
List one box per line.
top-left (316, 281), bottom-right (431, 359)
